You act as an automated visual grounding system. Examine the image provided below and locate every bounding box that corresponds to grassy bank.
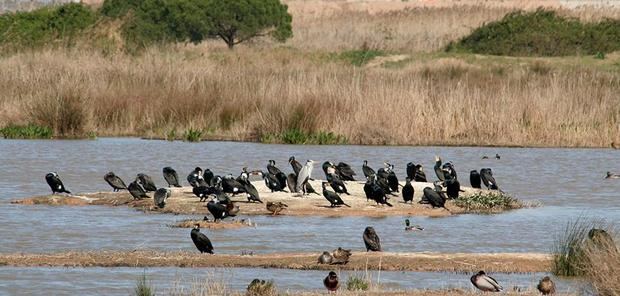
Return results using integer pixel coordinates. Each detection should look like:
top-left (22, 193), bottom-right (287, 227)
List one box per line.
top-left (1, 4), bottom-right (619, 146)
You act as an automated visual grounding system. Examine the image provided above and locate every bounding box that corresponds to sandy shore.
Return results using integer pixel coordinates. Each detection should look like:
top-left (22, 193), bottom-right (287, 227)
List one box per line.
top-left (11, 179), bottom-right (494, 217)
top-left (0, 251), bottom-right (550, 273)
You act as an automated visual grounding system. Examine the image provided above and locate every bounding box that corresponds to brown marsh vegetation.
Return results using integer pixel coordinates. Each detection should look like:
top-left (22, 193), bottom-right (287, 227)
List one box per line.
top-left (0, 3), bottom-right (619, 146)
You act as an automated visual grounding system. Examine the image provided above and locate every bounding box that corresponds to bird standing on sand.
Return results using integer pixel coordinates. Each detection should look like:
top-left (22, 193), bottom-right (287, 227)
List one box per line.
top-left (45, 172), bottom-right (71, 194)
top-left (362, 160), bottom-right (375, 178)
top-left (402, 178), bottom-right (414, 203)
top-left (537, 276), bottom-right (556, 295)
top-left (296, 160), bottom-right (314, 195)
top-left (190, 224), bottom-right (214, 254)
top-left (434, 155), bottom-right (445, 181)
top-left (128, 178), bottom-right (149, 200)
top-left (327, 172), bottom-right (350, 195)
top-left (289, 156), bottom-right (303, 175)
top-left (137, 173), bottom-right (157, 192)
top-left (363, 226), bottom-right (381, 252)
top-left (421, 184), bottom-right (450, 212)
top-left (470, 170), bottom-right (481, 189)
top-left (104, 172), bottom-right (127, 192)
top-left (162, 167), bottom-right (182, 187)
top-left (323, 271), bottom-right (340, 293)
top-left (153, 188), bottom-right (170, 208)
top-left (335, 162), bottom-right (356, 181)
top-left (471, 270), bottom-right (502, 292)
top-left (322, 182), bottom-right (351, 207)
top-left (480, 168), bottom-right (499, 190)
top-left (385, 163), bottom-right (399, 193)
top-left (187, 167), bottom-right (208, 187)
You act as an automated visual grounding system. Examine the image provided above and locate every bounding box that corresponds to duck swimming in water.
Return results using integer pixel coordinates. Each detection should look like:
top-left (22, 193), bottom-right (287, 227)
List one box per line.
top-left (405, 219), bottom-right (424, 231)
top-left (605, 171), bottom-right (620, 179)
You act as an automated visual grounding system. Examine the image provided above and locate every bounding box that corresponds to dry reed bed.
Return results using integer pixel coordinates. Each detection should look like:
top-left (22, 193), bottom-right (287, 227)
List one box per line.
top-left (0, 250), bottom-right (551, 273)
top-left (1, 48), bottom-right (618, 147)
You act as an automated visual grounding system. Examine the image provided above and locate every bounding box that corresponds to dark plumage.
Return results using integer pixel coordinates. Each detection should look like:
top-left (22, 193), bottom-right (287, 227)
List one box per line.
top-left (327, 173), bottom-right (350, 195)
top-left (162, 167), bottom-right (182, 187)
top-left (153, 188), bottom-right (170, 208)
top-left (444, 178), bottom-right (460, 199)
top-left (104, 172), bottom-right (126, 192)
top-left (287, 173), bottom-right (298, 192)
top-left (387, 168), bottom-right (399, 193)
top-left (193, 185), bottom-right (216, 202)
top-left (434, 156), bottom-right (445, 181)
top-left (45, 172), bottom-right (71, 194)
top-left (470, 170), bottom-right (481, 189)
top-left (335, 162), bottom-right (356, 181)
top-left (238, 171), bottom-right (262, 203)
top-left (537, 276), bottom-right (555, 295)
top-left (289, 156), bottom-right (302, 175)
top-left (366, 175), bottom-right (393, 207)
top-left (221, 175), bottom-right (246, 195)
top-left (128, 179), bottom-right (149, 200)
top-left (207, 199), bottom-right (229, 221)
top-left (260, 171), bottom-right (286, 192)
top-left (305, 182), bottom-right (320, 195)
top-left (137, 173), bottom-right (157, 192)
top-left (190, 225), bottom-right (214, 254)
top-left (363, 226), bottom-right (381, 252)
top-left (322, 182), bottom-right (350, 207)
top-left (471, 270), bottom-right (502, 292)
top-left (267, 160), bottom-right (283, 175)
top-left (406, 162), bottom-right (416, 180)
top-left (323, 271), bottom-right (340, 292)
top-left (413, 164), bottom-right (427, 182)
top-left (402, 178), bottom-right (414, 203)
top-left (187, 167), bottom-right (207, 188)
top-left (421, 186), bottom-right (449, 211)
top-left (480, 168), bottom-right (499, 190)
top-left (362, 160), bottom-right (375, 178)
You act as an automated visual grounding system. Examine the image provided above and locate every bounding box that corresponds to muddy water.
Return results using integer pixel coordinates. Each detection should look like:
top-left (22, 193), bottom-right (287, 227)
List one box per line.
top-left (0, 138), bottom-right (618, 293)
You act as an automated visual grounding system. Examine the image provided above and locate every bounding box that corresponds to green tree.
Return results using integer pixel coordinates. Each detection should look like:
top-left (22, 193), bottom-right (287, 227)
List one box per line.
top-left (205, 0), bottom-right (292, 49)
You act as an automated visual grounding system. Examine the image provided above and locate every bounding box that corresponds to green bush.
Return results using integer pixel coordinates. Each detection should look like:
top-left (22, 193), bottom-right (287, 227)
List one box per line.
top-left (183, 128), bottom-right (202, 142)
top-left (0, 124), bottom-right (52, 139)
top-left (454, 191), bottom-right (522, 211)
top-left (346, 275), bottom-right (369, 291)
top-left (447, 9), bottom-right (620, 56)
top-left (263, 129), bottom-right (348, 145)
top-left (0, 3), bottom-right (96, 49)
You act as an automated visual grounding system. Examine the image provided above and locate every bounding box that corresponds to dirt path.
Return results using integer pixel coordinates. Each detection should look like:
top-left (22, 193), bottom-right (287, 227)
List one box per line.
top-left (11, 180), bottom-right (492, 217)
top-left (0, 251), bottom-right (551, 273)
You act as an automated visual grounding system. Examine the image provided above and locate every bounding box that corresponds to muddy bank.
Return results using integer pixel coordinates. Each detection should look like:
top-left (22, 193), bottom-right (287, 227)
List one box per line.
top-left (11, 180), bottom-right (510, 218)
top-left (0, 251), bottom-right (550, 273)
top-left (170, 218), bottom-right (256, 229)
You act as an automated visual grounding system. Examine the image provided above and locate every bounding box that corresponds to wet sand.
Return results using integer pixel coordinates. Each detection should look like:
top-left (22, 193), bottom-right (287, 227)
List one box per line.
top-left (0, 251), bottom-right (550, 273)
top-left (11, 179), bottom-right (506, 218)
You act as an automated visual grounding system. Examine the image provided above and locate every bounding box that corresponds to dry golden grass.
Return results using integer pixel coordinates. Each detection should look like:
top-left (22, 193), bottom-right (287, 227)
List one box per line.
top-left (1, 4), bottom-right (619, 146)
top-left (583, 235), bottom-right (620, 296)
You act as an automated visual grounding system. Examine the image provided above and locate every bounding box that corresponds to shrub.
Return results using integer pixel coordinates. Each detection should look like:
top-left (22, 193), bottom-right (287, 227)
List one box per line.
top-left (29, 94), bottom-right (87, 138)
top-left (346, 275), bottom-right (369, 291)
top-left (454, 191), bottom-right (522, 211)
top-left (0, 124), bottom-right (52, 139)
top-left (183, 128), bottom-right (202, 142)
top-left (447, 9), bottom-right (620, 56)
top-left (0, 3), bottom-right (96, 50)
top-left (264, 129), bottom-right (348, 145)
top-left (134, 273), bottom-right (154, 296)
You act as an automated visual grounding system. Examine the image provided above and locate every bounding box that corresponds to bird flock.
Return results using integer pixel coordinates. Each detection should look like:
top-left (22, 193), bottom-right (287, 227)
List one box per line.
top-left (43, 153), bottom-right (565, 294)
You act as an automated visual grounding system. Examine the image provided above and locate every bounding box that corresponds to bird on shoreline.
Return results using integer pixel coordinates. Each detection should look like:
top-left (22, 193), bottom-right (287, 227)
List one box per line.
top-left (470, 170), bottom-right (481, 189)
top-left (318, 251), bottom-right (333, 264)
top-left (266, 201), bottom-right (288, 215)
top-left (327, 171), bottom-right (350, 195)
top-left (296, 160), bottom-right (314, 195)
top-left (331, 247), bottom-right (352, 264)
top-left (421, 184), bottom-right (450, 212)
top-left (104, 172), bottom-right (126, 192)
top-left (137, 173), bottom-right (157, 192)
top-left (362, 160), bottom-right (375, 179)
top-left (190, 224), bottom-right (214, 254)
top-left (323, 271), bottom-right (340, 293)
top-left (386, 163), bottom-right (399, 193)
top-left (162, 167), bottom-right (182, 187)
top-left (402, 178), bottom-right (414, 203)
top-left (128, 178), bottom-right (149, 200)
top-left (45, 172), bottom-right (71, 194)
top-left (289, 156), bottom-right (303, 176)
top-left (322, 182), bottom-right (351, 207)
top-left (363, 226), bottom-right (381, 252)
top-left (153, 188), bottom-right (170, 208)
top-left (471, 270), bottom-right (502, 292)
top-left (537, 276), bottom-right (555, 295)
top-left (480, 168), bottom-right (499, 190)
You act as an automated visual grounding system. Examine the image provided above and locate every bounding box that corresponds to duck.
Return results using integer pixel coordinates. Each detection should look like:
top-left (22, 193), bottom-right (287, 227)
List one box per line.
top-left (318, 251), bottom-right (333, 264)
top-left (537, 276), bottom-right (555, 295)
top-left (331, 247), bottom-right (352, 264)
top-left (266, 201), bottom-right (288, 215)
top-left (363, 226), bottom-right (381, 252)
top-left (605, 171), bottom-right (620, 179)
top-left (405, 219), bottom-right (424, 231)
top-left (323, 271), bottom-right (340, 293)
top-left (470, 270), bottom-right (502, 292)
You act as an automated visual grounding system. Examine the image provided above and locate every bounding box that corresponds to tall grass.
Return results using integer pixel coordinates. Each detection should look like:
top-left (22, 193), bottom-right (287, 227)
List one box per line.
top-left (0, 48), bottom-right (617, 146)
top-left (135, 273), bottom-right (155, 296)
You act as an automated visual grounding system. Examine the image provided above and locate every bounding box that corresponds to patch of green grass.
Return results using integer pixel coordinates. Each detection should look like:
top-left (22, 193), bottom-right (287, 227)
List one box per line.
top-left (454, 191), bottom-right (522, 211)
top-left (447, 9), bottom-right (620, 56)
top-left (346, 275), bottom-right (369, 291)
top-left (552, 218), bottom-right (593, 276)
top-left (337, 49), bottom-right (385, 66)
top-left (165, 128), bottom-right (177, 141)
top-left (183, 128), bottom-right (202, 142)
top-left (262, 129), bottom-right (348, 145)
top-left (0, 124), bottom-right (53, 139)
top-left (134, 273), bottom-right (154, 296)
